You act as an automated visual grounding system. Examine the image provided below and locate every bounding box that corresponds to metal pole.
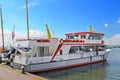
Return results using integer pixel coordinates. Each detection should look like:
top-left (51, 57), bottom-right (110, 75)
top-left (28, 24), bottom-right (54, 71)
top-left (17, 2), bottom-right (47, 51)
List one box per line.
top-left (0, 6), bottom-right (5, 49)
top-left (26, 0), bottom-right (29, 40)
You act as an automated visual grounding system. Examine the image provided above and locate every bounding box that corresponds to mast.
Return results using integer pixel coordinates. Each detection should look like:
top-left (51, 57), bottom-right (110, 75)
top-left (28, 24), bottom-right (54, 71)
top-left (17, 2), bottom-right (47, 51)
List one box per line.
top-left (26, 0), bottom-right (29, 40)
top-left (0, 6), bottom-right (5, 49)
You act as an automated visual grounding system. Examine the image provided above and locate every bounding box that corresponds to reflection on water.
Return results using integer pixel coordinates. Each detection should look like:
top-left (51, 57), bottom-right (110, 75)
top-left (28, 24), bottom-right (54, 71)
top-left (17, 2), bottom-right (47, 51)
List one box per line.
top-left (34, 48), bottom-right (120, 80)
top-left (1, 48), bottom-right (120, 80)
top-left (35, 62), bottom-right (107, 80)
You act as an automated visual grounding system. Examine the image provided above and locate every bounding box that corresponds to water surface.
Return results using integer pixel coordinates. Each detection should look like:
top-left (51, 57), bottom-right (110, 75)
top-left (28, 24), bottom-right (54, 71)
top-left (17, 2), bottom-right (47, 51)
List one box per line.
top-left (31, 48), bottom-right (120, 80)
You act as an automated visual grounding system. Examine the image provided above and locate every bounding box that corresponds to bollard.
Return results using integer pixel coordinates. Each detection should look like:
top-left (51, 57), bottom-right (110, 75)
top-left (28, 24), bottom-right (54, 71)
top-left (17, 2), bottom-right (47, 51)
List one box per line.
top-left (10, 54), bottom-right (14, 68)
top-left (10, 62), bottom-right (13, 68)
top-left (21, 65), bottom-right (25, 74)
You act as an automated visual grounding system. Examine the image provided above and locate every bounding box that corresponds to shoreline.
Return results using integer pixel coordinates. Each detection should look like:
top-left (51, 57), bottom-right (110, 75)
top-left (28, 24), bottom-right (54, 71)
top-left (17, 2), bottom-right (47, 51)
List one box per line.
top-left (0, 64), bottom-right (47, 80)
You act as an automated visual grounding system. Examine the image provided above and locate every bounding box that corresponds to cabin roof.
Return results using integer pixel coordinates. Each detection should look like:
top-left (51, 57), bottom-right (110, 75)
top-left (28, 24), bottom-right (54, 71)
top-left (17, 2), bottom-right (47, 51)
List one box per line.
top-left (65, 32), bottom-right (104, 36)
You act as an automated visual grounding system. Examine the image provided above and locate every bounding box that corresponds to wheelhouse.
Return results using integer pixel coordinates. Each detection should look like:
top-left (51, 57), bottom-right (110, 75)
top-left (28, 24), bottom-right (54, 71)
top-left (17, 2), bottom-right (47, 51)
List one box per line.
top-left (65, 32), bottom-right (104, 40)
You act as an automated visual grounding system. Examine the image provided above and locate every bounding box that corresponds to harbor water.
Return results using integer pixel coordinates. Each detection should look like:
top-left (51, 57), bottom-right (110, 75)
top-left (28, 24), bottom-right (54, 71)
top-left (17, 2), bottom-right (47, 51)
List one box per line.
top-left (35, 48), bottom-right (120, 80)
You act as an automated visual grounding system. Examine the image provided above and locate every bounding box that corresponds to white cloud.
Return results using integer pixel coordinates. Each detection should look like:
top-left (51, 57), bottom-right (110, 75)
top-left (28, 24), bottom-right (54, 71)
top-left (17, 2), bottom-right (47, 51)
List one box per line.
top-left (104, 34), bottom-right (120, 46)
top-left (19, 2), bottom-right (39, 9)
top-left (0, 30), bottom-right (12, 47)
top-left (1, 29), bottom-right (120, 47)
top-left (14, 29), bottom-right (47, 39)
top-left (104, 23), bottom-right (109, 27)
top-left (0, 29), bottom-right (47, 47)
top-left (25, 30), bottom-right (47, 39)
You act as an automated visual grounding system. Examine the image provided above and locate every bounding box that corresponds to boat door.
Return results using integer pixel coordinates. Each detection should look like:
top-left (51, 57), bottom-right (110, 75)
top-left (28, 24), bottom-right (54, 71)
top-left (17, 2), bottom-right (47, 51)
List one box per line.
top-left (36, 47), bottom-right (49, 57)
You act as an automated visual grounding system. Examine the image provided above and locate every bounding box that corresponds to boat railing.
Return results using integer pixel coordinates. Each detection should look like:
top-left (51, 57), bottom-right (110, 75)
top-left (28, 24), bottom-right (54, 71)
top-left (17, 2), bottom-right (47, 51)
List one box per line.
top-left (13, 49), bottom-right (106, 64)
top-left (50, 50), bottom-right (104, 60)
top-left (27, 56), bottom-right (52, 64)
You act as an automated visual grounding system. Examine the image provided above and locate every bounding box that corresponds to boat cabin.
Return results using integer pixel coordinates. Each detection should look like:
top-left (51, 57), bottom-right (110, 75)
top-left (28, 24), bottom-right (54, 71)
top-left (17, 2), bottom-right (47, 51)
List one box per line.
top-left (65, 32), bottom-right (104, 40)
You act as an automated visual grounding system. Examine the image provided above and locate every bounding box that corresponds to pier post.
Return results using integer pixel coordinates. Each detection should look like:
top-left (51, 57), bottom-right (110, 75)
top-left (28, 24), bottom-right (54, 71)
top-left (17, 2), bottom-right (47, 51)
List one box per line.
top-left (21, 65), bottom-right (25, 74)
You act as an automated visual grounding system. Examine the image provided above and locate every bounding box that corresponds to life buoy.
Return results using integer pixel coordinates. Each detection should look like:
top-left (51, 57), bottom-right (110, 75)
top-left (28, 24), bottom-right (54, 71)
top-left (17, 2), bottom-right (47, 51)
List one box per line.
top-left (60, 39), bottom-right (63, 43)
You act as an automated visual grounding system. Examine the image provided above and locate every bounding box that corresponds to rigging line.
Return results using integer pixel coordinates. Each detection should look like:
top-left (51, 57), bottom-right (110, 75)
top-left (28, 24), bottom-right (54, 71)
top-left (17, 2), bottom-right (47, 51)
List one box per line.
top-left (8, 11), bottom-right (19, 47)
top-left (12, 11), bottom-right (20, 32)
top-left (12, 11), bottom-right (21, 41)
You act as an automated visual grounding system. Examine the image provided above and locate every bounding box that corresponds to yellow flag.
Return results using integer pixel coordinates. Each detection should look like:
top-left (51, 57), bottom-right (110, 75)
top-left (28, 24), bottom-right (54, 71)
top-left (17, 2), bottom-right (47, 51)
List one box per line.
top-left (46, 24), bottom-right (52, 39)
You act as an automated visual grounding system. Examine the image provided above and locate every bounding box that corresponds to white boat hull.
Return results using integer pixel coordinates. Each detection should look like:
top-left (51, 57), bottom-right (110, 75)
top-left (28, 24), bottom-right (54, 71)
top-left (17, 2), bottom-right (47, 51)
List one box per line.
top-left (12, 52), bottom-right (109, 72)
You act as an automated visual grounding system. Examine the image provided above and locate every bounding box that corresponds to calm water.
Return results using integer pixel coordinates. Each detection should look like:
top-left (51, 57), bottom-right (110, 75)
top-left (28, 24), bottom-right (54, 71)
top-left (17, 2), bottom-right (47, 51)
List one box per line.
top-left (35, 48), bottom-right (120, 80)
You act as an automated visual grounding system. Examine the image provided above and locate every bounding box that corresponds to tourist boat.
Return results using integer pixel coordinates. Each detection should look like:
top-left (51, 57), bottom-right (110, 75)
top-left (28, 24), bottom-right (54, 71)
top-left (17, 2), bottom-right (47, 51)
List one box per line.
top-left (6, 0), bottom-right (110, 72)
top-left (9, 24), bottom-right (111, 72)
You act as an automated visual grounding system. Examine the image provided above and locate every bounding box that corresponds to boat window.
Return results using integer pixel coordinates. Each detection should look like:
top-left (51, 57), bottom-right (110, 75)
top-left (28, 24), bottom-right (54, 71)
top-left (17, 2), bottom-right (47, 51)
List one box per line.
top-left (68, 36), bottom-right (74, 39)
top-left (83, 46), bottom-right (90, 52)
top-left (88, 34), bottom-right (101, 40)
top-left (60, 50), bottom-right (62, 55)
top-left (69, 46), bottom-right (76, 53)
top-left (26, 48), bottom-right (34, 57)
top-left (69, 46), bottom-right (82, 53)
top-left (81, 35), bottom-right (86, 39)
top-left (69, 46), bottom-right (101, 53)
top-left (79, 46), bottom-right (82, 51)
top-left (19, 47), bottom-right (32, 52)
top-left (74, 35), bottom-right (79, 39)
top-left (82, 45), bottom-right (105, 52)
top-left (18, 47), bottom-right (35, 57)
top-left (97, 46), bottom-right (105, 51)
top-left (75, 47), bottom-right (78, 51)
top-left (69, 45), bottom-right (105, 53)
top-left (82, 46), bottom-right (95, 52)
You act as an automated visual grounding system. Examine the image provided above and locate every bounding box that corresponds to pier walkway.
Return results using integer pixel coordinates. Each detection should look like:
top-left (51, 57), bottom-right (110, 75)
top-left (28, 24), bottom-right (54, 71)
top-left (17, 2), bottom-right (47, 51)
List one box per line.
top-left (0, 64), bottom-right (47, 80)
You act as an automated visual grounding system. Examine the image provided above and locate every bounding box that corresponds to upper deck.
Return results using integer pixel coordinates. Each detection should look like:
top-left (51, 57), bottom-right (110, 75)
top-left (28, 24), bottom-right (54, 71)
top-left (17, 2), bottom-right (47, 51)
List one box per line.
top-left (65, 32), bottom-right (104, 40)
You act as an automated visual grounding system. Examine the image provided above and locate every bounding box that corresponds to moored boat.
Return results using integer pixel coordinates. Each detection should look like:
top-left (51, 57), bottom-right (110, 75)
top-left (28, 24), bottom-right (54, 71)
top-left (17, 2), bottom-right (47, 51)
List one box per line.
top-left (10, 26), bottom-right (111, 72)
top-left (2, 0), bottom-right (111, 72)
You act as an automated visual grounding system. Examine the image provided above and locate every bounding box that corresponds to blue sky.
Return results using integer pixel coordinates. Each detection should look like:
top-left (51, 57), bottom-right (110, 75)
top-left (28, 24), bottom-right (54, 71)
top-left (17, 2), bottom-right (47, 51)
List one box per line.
top-left (0, 0), bottom-right (120, 38)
